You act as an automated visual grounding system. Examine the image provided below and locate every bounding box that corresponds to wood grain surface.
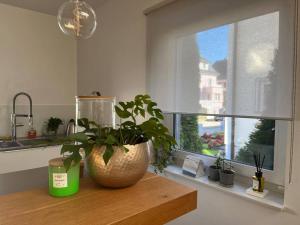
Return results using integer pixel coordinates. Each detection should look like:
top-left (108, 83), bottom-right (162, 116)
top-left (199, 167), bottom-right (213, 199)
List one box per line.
top-left (0, 172), bottom-right (197, 225)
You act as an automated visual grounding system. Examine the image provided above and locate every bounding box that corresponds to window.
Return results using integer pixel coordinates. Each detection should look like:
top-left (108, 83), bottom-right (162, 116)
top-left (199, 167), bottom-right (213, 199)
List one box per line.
top-left (172, 12), bottom-right (285, 170)
top-left (175, 114), bottom-right (281, 170)
top-left (169, 113), bottom-right (290, 185)
top-left (172, 13), bottom-right (291, 184)
top-left (147, 0), bottom-right (295, 185)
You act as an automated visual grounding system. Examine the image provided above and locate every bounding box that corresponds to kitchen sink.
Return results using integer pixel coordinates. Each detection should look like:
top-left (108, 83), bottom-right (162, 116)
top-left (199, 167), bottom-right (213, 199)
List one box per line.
top-left (0, 141), bottom-right (21, 149)
top-left (0, 136), bottom-right (69, 152)
top-left (18, 138), bottom-right (53, 146)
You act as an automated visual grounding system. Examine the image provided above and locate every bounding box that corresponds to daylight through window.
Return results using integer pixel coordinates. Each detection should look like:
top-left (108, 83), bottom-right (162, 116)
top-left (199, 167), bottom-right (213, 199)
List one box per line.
top-left (172, 12), bottom-right (290, 171)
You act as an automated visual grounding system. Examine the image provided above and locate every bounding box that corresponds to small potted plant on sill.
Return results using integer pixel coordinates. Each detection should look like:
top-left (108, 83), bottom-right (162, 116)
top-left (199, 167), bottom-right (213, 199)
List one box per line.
top-left (219, 156), bottom-right (235, 187)
top-left (208, 155), bottom-right (222, 181)
top-left (61, 94), bottom-right (176, 188)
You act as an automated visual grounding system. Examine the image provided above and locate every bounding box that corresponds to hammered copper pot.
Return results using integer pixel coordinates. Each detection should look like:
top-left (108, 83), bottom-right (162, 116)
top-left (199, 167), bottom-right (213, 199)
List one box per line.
top-left (86, 142), bottom-right (150, 188)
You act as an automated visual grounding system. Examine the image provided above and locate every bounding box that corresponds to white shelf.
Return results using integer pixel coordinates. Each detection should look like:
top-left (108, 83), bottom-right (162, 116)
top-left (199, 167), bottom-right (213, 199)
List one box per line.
top-left (162, 165), bottom-right (284, 210)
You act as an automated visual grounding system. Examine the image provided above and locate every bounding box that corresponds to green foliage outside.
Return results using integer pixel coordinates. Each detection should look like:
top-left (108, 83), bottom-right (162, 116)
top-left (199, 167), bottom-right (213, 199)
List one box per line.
top-left (236, 50), bottom-right (277, 170)
top-left (179, 115), bottom-right (224, 156)
top-left (236, 119), bottom-right (275, 170)
top-left (202, 147), bottom-right (219, 156)
top-left (180, 115), bottom-right (202, 153)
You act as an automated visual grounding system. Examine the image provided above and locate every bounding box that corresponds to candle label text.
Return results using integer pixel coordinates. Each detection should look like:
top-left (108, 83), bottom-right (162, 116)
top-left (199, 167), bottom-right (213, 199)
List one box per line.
top-left (53, 173), bottom-right (68, 188)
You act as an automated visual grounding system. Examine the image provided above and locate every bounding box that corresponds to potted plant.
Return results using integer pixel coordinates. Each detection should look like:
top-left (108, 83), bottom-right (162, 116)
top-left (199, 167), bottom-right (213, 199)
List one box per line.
top-left (208, 155), bottom-right (222, 181)
top-left (219, 155), bottom-right (235, 187)
top-left (46, 117), bottom-right (63, 136)
top-left (61, 94), bottom-right (176, 188)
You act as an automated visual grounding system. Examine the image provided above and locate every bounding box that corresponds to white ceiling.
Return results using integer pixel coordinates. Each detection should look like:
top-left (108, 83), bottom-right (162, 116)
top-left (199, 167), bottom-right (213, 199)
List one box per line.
top-left (0, 0), bottom-right (102, 16)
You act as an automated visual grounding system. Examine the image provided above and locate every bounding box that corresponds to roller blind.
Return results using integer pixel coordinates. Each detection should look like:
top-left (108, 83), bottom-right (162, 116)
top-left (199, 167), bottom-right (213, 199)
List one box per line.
top-left (146, 0), bottom-right (296, 119)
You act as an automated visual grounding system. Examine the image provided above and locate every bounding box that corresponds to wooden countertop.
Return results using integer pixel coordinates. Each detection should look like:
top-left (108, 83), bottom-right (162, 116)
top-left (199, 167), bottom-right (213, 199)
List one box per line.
top-left (0, 172), bottom-right (197, 225)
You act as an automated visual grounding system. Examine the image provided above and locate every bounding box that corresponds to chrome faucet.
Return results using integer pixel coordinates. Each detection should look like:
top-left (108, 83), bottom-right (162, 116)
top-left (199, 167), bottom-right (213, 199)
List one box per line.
top-left (11, 92), bottom-right (33, 141)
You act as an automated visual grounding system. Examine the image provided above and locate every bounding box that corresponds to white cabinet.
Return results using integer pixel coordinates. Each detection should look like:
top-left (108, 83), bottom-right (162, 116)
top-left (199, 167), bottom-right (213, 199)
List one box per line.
top-left (0, 146), bottom-right (62, 174)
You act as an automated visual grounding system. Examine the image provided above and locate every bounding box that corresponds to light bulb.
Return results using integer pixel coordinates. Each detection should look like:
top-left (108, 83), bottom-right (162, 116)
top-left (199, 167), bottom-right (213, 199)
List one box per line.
top-left (58, 0), bottom-right (97, 39)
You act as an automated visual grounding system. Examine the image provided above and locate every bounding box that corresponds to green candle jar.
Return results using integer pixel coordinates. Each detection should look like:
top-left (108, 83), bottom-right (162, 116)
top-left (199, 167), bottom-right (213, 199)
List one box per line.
top-left (48, 157), bottom-right (79, 197)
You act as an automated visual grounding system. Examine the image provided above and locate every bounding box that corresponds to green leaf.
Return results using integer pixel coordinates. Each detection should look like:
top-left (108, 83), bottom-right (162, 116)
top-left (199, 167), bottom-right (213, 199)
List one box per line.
top-left (135, 95), bottom-right (143, 101)
top-left (119, 102), bottom-right (127, 109)
top-left (134, 107), bottom-right (139, 115)
top-left (123, 146), bottom-right (130, 153)
top-left (156, 112), bottom-right (164, 120)
top-left (61, 144), bottom-right (81, 154)
top-left (73, 151), bottom-right (82, 164)
top-left (154, 109), bottom-right (164, 120)
top-left (63, 150), bottom-right (83, 171)
top-left (140, 109), bottom-right (145, 118)
top-left (63, 157), bottom-right (73, 171)
top-left (69, 132), bottom-right (88, 143)
top-left (143, 94), bottom-right (151, 99)
top-left (105, 134), bottom-right (118, 145)
top-left (148, 117), bottom-right (159, 122)
top-left (121, 121), bottom-right (136, 128)
top-left (77, 118), bottom-right (89, 130)
top-left (103, 145), bottom-right (114, 165)
top-left (115, 106), bottom-right (131, 118)
top-left (134, 95), bottom-right (143, 107)
top-left (83, 144), bottom-right (94, 157)
top-left (147, 102), bottom-right (157, 116)
top-left (95, 138), bottom-right (105, 146)
top-left (88, 121), bottom-right (99, 128)
top-left (88, 128), bottom-right (99, 134)
top-left (127, 101), bottom-right (135, 108)
top-left (142, 94), bottom-right (151, 103)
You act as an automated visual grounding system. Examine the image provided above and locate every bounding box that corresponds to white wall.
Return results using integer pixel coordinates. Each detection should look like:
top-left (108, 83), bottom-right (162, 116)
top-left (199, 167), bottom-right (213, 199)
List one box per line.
top-left (77, 0), bottom-right (150, 100)
top-left (0, 3), bottom-right (77, 137)
top-left (77, 0), bottom-right (300, 224)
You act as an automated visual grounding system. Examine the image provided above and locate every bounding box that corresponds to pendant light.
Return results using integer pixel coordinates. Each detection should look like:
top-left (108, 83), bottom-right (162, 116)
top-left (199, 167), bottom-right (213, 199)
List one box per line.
top-left (58, 0), bottom-right (97, 39)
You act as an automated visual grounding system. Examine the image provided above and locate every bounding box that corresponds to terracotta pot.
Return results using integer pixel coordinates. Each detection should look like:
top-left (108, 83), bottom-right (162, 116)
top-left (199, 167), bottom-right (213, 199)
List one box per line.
top-left (86, 142), bottom-right (150, 188)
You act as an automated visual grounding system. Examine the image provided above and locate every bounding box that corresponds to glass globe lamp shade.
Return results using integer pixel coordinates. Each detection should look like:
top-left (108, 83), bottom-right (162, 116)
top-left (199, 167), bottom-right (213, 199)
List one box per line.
top-left (58, 0), bottom-right (97, 39)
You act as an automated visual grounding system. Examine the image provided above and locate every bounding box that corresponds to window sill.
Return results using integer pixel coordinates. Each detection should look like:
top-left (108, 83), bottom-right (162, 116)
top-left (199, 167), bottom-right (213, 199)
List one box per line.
top-left (161, 165), bottom-right (284, 210)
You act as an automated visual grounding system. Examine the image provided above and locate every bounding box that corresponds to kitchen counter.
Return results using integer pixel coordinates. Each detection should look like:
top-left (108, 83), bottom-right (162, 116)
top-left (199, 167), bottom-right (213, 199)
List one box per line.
top-left (0, 136), bottom-right (69, 152)
top-left (0, 172), bottom-right (197, 225)
top-left (0, 167), bottom-right (48, 195)
top-left (0, 136), bottom-right (70, 175)
top-left (0, 145), bottom-right (62, 174)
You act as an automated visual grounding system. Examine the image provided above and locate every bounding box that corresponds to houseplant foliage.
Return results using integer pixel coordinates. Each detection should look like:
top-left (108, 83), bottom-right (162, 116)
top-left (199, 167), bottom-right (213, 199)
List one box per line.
top-left (61, 94), bottom-right (176, 173)
top-left (46, 117), bottom-right (63, 135)
top-left (208, 155), bottom-right (222, 181)
top-left (219, 152), bottom-right (234, 186)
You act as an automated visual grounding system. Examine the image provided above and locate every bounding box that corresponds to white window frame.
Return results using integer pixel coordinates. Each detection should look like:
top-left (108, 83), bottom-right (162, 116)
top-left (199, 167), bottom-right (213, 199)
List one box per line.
top-left (169, 114), bottom-right (291, 186)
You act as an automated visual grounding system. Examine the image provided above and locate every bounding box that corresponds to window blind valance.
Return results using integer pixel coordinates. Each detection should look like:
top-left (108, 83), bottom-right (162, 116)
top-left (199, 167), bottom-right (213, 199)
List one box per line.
top-left (146, 0), bottom-right (296, 119)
